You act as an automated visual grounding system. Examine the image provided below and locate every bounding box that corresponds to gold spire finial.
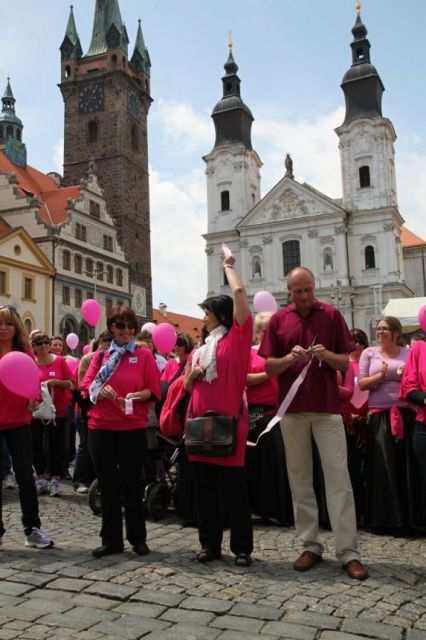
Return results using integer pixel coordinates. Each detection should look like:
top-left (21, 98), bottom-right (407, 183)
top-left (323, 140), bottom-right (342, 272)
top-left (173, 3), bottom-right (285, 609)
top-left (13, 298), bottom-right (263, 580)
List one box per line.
top-left (355, 2), bottom-right (362, 14)
top-left (228, 31), bottom-right (233, 51)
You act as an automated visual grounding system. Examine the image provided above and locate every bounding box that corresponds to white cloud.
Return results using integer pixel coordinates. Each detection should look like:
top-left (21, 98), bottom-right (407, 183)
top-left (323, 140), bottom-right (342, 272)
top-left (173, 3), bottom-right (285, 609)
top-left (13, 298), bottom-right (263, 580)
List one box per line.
top-left (152, 99), bottom-right (212, 155)
top-left (150, 167), bottom-right (206, 317)
top-left (54, 139), bottom-right (64, 175)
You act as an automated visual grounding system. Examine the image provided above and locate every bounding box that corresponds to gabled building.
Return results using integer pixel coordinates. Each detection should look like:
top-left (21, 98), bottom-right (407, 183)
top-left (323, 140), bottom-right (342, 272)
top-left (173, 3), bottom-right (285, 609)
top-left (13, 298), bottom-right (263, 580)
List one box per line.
top-left (59, 1), bottom-right (152, 320)
top-left (203, 7), bottom-right (415, 337)
top-left (0, 79), bottom-right (130, 340)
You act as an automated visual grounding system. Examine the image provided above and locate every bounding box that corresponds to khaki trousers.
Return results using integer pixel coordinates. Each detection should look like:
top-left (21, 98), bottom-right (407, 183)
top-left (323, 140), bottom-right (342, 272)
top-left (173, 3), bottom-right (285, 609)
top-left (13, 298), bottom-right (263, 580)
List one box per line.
top-left (281, 412), bottom-right (359, 564)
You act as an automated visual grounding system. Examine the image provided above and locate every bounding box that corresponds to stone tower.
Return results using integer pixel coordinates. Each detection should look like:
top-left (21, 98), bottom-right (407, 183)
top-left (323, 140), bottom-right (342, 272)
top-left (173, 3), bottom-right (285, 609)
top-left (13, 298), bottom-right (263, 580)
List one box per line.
top-left (59, 1), bottom-right (152, 318)
top-left (203, 44), bottom-right (262, 297)
top-left (0, 78), bottom-right (27, 168)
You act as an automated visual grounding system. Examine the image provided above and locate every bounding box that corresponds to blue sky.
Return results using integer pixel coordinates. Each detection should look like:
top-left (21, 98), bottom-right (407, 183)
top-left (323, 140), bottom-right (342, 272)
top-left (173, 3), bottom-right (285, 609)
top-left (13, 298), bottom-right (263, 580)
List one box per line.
top-left (1, 1), bottom-right (426, 316)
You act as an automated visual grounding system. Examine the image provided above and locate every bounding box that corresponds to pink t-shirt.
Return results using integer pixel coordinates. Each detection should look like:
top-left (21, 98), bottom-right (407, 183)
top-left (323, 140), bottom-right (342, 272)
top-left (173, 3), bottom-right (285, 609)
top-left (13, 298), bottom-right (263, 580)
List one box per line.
top-left (358, 346), bottom-right (409, 409)
top-left (400, 341), bottom-right (426, 424)
top-left (246, 347), bottom-right (278, 408)
top-left (36, 355), bottom-right (74, 418)
top-left (81, 346), bottom-right (161, 431)
top-left (188, 315), bottom-right (253, 467)
top-left (161, 358), bottom-right (184, 383)
top-left (0, 349), bottom-right (34, 429)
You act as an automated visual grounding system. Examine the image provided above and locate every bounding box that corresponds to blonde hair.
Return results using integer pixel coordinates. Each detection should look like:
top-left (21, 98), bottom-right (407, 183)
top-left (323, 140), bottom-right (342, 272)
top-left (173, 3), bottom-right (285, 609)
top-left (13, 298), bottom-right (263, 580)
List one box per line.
top-left (0, 306), bottom-right (31, 353)
top-left (254, 311), bottom-right (273, 345)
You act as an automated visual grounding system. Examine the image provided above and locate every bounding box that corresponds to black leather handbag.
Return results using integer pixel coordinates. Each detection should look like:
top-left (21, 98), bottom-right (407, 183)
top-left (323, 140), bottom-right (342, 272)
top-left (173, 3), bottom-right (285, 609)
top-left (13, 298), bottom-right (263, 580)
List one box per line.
top-left (184, 410), bottom-right (238, 457)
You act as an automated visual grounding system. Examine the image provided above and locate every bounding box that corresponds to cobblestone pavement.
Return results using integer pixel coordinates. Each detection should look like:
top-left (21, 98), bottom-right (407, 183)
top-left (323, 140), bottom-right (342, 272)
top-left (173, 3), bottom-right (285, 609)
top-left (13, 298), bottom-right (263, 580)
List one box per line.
top-left (1, 482), bottom-right (426, 640)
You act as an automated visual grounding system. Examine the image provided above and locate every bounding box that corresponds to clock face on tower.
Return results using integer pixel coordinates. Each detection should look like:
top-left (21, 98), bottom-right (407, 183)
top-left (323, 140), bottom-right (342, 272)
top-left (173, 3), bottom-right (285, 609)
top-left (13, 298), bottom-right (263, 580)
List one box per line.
top-left (127, 87), bottom-right (141, 122)
top-left (78, 83), bottom-right (104, 114)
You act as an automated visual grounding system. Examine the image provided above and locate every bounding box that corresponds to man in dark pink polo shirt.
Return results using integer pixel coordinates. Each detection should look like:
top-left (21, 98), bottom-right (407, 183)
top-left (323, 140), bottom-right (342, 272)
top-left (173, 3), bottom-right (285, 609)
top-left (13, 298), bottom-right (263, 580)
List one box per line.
top-left (259, 267), bottom-right (368, 580)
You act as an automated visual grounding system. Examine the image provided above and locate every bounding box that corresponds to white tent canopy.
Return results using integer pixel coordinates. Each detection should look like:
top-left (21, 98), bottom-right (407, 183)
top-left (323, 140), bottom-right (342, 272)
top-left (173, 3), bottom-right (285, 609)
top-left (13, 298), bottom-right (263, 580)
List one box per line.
top-left (382, 297), bottom-right (426, 332)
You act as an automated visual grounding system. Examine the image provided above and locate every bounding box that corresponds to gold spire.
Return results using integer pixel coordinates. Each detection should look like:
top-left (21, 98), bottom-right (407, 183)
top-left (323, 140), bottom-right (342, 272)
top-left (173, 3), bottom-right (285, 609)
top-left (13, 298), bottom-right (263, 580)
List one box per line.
top-left (355, 2), bottom-right (362, 14)
top-left (228, 31), bottom-right (233, 51)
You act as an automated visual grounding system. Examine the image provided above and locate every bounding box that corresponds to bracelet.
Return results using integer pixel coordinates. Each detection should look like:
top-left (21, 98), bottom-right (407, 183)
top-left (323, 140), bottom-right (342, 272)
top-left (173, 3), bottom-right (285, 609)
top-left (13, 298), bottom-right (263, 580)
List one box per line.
top-left (224, 265), bottom-right (234, 269)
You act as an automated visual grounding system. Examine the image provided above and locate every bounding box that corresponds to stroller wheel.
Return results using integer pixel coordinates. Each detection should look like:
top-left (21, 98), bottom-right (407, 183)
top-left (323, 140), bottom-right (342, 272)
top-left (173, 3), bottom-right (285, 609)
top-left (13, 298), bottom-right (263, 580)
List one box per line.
top-left (146, 482), bottom-right (171, 521)
top-left (88, 478), bottom-right (102, 516)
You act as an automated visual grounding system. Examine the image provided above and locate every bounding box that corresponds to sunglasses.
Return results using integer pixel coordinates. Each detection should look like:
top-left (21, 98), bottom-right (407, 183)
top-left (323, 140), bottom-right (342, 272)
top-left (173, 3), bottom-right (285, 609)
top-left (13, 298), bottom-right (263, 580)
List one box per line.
top-left (113, 321), bottom-right (136, 331)
top-left (33, 339), bottom-right (50, 346)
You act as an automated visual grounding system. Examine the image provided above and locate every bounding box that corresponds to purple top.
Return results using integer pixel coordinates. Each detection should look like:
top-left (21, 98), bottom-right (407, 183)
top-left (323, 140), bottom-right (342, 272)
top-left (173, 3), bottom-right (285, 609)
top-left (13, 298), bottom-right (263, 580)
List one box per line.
top-left (358, 346), bottom-right (409, 409)
top-left (259, 300), bottom-right (353, 414)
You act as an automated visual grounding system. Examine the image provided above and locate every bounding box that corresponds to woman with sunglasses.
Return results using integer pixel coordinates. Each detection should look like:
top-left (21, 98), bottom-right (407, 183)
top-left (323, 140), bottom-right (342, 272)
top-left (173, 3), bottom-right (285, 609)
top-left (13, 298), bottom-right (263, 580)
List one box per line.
top-left (31, 333), bottom-right (74, 497)
top-left (81, 305), bottom-right (161, 558)
top-left (0, 306), bottom-right (53, 549)
top-left (358, 317), bottom-right (414, 530)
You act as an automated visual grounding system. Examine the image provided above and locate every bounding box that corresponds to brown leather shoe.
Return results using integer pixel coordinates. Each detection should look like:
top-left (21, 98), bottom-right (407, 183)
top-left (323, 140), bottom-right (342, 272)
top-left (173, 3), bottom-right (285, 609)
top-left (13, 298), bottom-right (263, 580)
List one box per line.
top-left (293, 551), bottom-right (322, 572)
top-left (343, 559), bottom-right (369, 580)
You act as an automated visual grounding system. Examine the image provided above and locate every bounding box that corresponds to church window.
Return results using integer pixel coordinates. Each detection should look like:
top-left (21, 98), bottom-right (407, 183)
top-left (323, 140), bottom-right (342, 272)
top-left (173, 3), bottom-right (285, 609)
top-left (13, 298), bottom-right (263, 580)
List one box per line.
top-left (16, 129), bottom-right (21, 141)
top-left (131, 125), bottom-right (139, 151)
top-left (323, 248), bottom-right (333, 271)
top-left (62, 250), bottom-right (71, 271)
top-left (23, 277), bottom-right (33, 301)
top-left (252, 257), bottom-right (262, 278)
top-left (6, 126), bottom-right (13, 138)
top-left (0, 126), bottom-right (3, 138)
top-left (116, 269), bottom-right (123, 287)
top-left (359, 165), bottom-right (371, 188)
top-left (221, 190), bottom-right (230, 211)
top-left (365, 245), bottom-right (376, 269)
top-left (356, 47), bottom-right (365, 61)
top-left (24, 318), bottom-right (32, 334)
top-left (64, 66), bottom-right (71, 79)
top-left (88, 120), bottom-right (98, 143)
top-left (106, 265), bottom-right (113, 284)
top-left (62, 286), bottom-right (70, 306)
top-left (74, 254), bottom-right (82, 274)
top-left (96, 262), bottom-right (103, 280)
top-left (282, 240), bottom-right (301, 276)
top-left (111, 54), bottom-right (117, 67)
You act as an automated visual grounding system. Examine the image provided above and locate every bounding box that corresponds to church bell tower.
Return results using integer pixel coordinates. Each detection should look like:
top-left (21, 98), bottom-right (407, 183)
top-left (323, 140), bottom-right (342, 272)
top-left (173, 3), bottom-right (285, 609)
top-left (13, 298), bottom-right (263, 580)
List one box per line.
top-left (59, 1), bottom-right (153, 318)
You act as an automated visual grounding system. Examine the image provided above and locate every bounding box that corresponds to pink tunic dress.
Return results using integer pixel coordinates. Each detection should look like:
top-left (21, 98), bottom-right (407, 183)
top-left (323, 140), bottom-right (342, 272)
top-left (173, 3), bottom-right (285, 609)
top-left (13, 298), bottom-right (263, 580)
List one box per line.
top-left (188, 315), bottom-right (253, 467)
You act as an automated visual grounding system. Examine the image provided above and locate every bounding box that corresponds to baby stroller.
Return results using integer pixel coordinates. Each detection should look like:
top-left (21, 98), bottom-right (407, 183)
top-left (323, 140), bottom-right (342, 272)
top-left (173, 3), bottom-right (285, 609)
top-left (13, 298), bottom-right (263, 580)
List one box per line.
top-left (88, 428), bottom-right (181, 521)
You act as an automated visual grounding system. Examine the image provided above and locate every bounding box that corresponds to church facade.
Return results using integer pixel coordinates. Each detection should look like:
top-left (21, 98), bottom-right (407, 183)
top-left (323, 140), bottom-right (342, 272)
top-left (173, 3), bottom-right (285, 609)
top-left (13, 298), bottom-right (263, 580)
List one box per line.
top-left (203, 8), bottom-right (413, 337)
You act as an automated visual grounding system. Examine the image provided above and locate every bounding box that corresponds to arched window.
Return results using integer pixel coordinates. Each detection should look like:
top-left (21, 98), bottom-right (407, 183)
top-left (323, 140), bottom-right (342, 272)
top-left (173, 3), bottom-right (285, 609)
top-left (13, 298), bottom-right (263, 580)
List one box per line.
top-left (359, 165), bottom-right (371, 188)
top-left (220, 190), bottom-right (230, 211)
top-left (96, 261), bottom-right (103, 280)
top-left (282, 240), bottom-right (301, 276)
top-left (24, 318), bottom-right (32, 334)
top-left (116, 269), bottom-right (123, 287)
top-left (88, 120), bottom-right (98, 143)
top-left (6, 126), bottom-right (13, 138)
top-left (365, 245), bottom-right (376, 269)
top-left (0, 126), bottom-right (3, 138)
top-left (74, 254), bottom-right (82, 274)
top-left (252, 257), bottom-right (261, 278)
top-left (323, 248), bottom-right (333, 271)
top-left (131, 125), bottom-right (139, 151)
top-left (64, 66), bottom-right (71, 78)
top-left (16, 129), bottom-right (21, 141)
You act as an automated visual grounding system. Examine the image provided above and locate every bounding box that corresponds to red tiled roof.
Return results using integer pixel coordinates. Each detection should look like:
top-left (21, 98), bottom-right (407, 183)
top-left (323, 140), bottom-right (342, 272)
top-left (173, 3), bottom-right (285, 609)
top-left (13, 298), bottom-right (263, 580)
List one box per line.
top-left (152, 308), bottom-right (203, 341)
top-left (0, 215), bottom-right (11, 237)
top-left (0, 151), bottom-right (80, 225)
top-left (401, 226), bottom-right (426, 248)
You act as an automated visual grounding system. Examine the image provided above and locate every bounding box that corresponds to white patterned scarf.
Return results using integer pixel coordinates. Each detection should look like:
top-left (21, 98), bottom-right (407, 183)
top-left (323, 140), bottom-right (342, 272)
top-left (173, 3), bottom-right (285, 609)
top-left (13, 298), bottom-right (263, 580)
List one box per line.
top-left (89, 340), bottom-right (137, 404)
top-left (191, 325), bottom-right (228, 383)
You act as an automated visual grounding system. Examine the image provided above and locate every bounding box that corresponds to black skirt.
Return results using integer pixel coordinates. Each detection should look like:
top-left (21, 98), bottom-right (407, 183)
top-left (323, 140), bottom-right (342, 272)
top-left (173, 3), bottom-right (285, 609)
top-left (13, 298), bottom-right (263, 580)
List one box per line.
top-left (364, 408), bottom-right (418, 530)
top-left (246, 414), bottom-right (293, 525)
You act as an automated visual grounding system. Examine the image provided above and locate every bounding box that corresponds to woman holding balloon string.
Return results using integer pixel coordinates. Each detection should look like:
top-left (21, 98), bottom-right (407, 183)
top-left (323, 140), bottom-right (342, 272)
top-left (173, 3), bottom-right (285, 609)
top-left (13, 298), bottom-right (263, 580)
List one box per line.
top-left (81, 305), bottom-right (161, 558)
top-left (31, 333), bottom-right (74, 497)
top-left (0, 305), bottom-right (53, 550)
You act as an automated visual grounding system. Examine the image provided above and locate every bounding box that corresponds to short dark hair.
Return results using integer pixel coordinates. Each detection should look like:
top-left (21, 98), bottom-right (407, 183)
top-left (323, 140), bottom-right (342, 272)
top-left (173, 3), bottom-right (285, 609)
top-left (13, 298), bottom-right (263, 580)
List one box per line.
top-left (98, 330), bottom-right (114, 342)
top-left (176, 333), bottom-right (194, 353)
top-left (350, 328), bottom-right (369, 349)
top-left (107, 305), bottom-right (138, 331)
top-left (50, 335), bottom-right (64, 343)
top-left (201, 295), bottom-right (233, 329)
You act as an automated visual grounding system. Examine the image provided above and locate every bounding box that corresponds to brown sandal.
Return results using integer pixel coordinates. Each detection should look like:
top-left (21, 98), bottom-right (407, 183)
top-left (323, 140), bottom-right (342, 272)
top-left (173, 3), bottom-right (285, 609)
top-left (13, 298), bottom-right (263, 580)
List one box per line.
top-left (196, 548), bottom-right (222, 563)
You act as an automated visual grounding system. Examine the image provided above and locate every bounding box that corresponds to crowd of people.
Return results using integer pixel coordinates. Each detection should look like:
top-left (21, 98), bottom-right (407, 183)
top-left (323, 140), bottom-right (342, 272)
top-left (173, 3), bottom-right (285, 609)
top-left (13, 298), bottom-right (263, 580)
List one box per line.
top-left (1, 258), bottom-right (426, 579)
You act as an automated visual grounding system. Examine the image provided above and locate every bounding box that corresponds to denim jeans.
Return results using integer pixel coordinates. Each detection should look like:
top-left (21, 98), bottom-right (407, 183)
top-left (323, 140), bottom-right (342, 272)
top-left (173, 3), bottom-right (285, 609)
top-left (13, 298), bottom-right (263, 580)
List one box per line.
top-left (0, 425), bottom-right (41, 536)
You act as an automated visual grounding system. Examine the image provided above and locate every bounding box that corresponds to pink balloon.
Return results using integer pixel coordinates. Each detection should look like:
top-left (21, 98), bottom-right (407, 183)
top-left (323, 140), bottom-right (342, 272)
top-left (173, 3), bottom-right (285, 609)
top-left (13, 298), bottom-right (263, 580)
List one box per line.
top-left (152, 323), bottom-right (177, 354)
top-left (66, 332), bottom-right (79, 350)
top-left (82, 345), bottom-right (90, 355)
top-left (0, 352), bottom-right (40, 400)
top-left (141, 322), bottom-right (156, 334)
top-left (418, 305), bottom-right (426, 332)
top-left (253, 290), bottom-right (278, 313)
top-left (81, 299), bottom-right (102, 327)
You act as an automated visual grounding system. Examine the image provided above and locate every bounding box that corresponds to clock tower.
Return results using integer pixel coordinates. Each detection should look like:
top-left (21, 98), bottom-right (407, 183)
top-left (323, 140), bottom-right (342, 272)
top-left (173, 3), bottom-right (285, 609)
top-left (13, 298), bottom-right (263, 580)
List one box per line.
top-left (59, 1), bottom-right (152, 319)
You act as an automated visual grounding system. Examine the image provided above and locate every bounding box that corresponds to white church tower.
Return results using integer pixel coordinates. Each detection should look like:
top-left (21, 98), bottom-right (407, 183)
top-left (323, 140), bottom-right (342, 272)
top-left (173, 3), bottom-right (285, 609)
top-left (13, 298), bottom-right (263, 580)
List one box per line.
top-left (203, 43), bottom-right (262, 297)
top-left (335, 3), bottom-right (409, 330)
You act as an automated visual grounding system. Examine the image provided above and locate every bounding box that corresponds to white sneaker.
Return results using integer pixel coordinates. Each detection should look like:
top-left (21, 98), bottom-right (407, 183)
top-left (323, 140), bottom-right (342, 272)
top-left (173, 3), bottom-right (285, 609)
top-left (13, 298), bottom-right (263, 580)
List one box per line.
top-left (49, 479), bottom-right (60, 497)
top-left (3, 473), bottom-right (17, 489)
top-left (35, 478), bottom-right (48, 495)
top-left (75, 484), bottom-right (89, 495)
top-left (25, 528), bottom-right (54, 549)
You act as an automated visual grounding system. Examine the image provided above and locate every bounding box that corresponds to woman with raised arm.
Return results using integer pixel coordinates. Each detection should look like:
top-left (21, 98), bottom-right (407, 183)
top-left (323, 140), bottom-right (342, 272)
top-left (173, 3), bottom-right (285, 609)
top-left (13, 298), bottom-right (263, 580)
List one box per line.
top-left (184, 256), bottom-right (253, 567)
